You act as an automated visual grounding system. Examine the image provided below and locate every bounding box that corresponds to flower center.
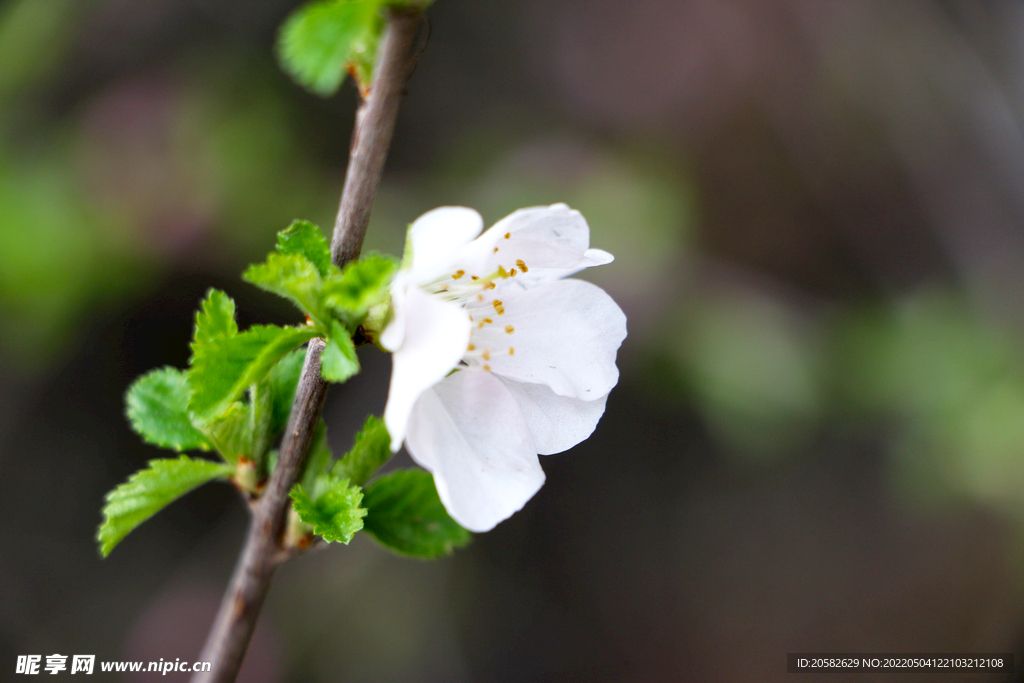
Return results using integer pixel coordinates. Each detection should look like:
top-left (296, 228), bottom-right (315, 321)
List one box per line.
top-left (422, 255), bottom-right (529, 371)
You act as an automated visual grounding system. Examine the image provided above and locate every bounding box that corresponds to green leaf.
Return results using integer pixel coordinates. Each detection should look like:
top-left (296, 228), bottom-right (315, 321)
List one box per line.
top-left (322, 253), bottom-right (397, 317)
top-left (269, 348), bottom-right (306, 436)
top-left (334, 414), bottom-right (390, 485)
top-left (243, 252), bottom-right (328, 325)
top-left (276, 220), bottom-right (332, 278)
top-left (125, 367), bottom-right (210, 452)
top-left (290, 474), bottom-right (366, 543)
top-left (302, 419), bottom-right (334, 492)
top-left (277, 0), bottom-right (383, 97)
top-left (362, 469), bottom-right (471, 558)
top-left (249, 379), bottom-right (274, 466)
top-left (97, 456), bottom-right (233, 556)
top-left (192, 289), bottom-right (238, 360)
top-left (347, 23), bottom-right (380, 94)
top-left (197, 380), bottom-right (275, 466)
top-left (199, 401), bottom-right (249, 465)
top-left (188, 324), bottom-right (319, 423)
top-left (321, 322), bottom-right (360, 382)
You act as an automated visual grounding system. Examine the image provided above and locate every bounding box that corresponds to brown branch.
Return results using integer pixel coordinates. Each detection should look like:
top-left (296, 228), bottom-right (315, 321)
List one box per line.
top-left (193, 9), bottom-right (424, 683)
top-left (331, 8), bottom-right (423, 267)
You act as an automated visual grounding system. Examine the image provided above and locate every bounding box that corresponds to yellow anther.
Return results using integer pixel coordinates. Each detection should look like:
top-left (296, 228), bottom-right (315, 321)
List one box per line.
top-left (492, 300), bottom-right (505, 315)
top-left (467, 343), bottom-right (476, 351)
top-left (483, 318), bottom-right (493, 324)
top-left (482, 350), bottom-right (491, 361)
top-left (516, 259), bottom-right (528, 273)
top-left (453, 270), bottom-right (465, 279)
top-left (484, 281), bottom-right (496, 290)
top-left (505, 325), bottom-right (514, 334)
top-left (483, 364), bottom-right (491, 371)
top-left (477, 321), bottom-right (485, 328)
top-left (508, 347), bottom-right (515, 355)
top-left (471, 275), bottom-right (479, 280)
top-left (510, 268), bottom-right (517, 276)
top-left (504, 232), bottom-right (511, 239)
top-left (477, 294), bottom-right (484, 301)
top-left (493, 247), bottom-right (499, 253)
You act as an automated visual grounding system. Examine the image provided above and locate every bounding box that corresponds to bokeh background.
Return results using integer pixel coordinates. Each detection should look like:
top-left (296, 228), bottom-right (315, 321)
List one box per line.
top-left (4, 0), bottom-right (1024, 681)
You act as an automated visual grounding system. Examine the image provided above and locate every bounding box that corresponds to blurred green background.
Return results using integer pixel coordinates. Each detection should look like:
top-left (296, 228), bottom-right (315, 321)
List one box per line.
top-left (4, 0), bottom-right (1024, 681)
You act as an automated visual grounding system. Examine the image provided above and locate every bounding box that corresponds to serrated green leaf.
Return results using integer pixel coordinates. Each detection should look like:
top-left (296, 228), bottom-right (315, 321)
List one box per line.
top-left (362, 469), bottom-right (471, 558)
top-left (276, 220), bottom-right (332, 278)
top-left (97, 456), bottom-right (233, 556)
top-left (125, 367), bottom-right (210, 452)
top-left (322, 322), bottom-right (360, 382)
top-left (301, 419), bottom-right (334, 491)
top-left (277, 0), bottom-right (383, 97)
top-left (197, 380), bottom-right (275, 467)
top-left (290, 474), bottom-right (366, 543)
top-left (322, 253), bottom-right (397, 318)
top-left (269, 348), bottom-right (306, 436)
top-left (243, 252), bottom-right (328, 325)
top-left (334, 414), bottom-right (390, 485)
top-left (249, 379), bottom-right (274, 466)
top-left (199, 401), bottom-right (249, 465)
top-left (192, 289), bottom-right (238, 360)
top-left (188, 324), bottom-right (319, 422)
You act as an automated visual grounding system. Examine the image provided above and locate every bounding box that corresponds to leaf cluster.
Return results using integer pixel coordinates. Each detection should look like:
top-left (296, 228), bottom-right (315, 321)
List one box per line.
top-left (102, 219), bottom-right (468, 559)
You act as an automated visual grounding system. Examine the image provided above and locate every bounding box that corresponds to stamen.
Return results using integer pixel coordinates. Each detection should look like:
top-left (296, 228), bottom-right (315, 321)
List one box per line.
top-left (505, 325), bottom-right (514, 334)
top-left (504, 232), bottom-right (511, 239)
top-left (484, 281), bottom-right (496, 290)
top-left (477, 294), bottom-right (484, 302)
top-left (493, 247), bottom-right (499, 253)
top-left (483, 364), bottom-right (491, 371)
top-left (467, 343), bottom-right (476, 351)
top-left (509, 268), bottom-right (517, 276)
top-left (508, 347), bottom-right (515, 355)
top-left (492, 300), bottom-right (505, 315)
top-left (471, 275), bottom-right (479, 280)
top-left (452, 270), bottom-right (465, 279)
top-left (482, 350), bottom-right (491, 361)
top-left (483, 318), bottom-right (493, 324)
top-left (516, 259), bottom-right (528, 273)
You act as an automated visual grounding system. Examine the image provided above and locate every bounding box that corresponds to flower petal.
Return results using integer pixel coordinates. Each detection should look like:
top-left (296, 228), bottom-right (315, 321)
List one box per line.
top-left (383, 286), bottom-right (471, 451)
top-left (405, 369), bottom-right (545, 532)
top-left (515, 247), bottom-right (615, 286)
top-left (467, 278), bottom-right (626, 399)
top-left (454, 204), bottom-right (606, 284)
top-left (407, 206), bottom-right (484, 284)
top-left (497, 377), bottom-right (609, 455)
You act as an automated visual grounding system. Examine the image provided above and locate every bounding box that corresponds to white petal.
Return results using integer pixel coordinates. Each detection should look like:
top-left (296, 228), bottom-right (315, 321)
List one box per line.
top-left (454, 204), bottom-right (606, 283)
top-left (407, 206), bottom-right (484, 284)
top-left (383, 286), bottom-right (471, 451)
top-left (378, 277), bottom-right (410, 351)
top-left (498, 377), bottom-right (609, 455)
top-left (468, 278), bottom-right (627, 399)
top-left (491, 203), bottom-right (589, 253)
top-left (406, 369), bottom-right (545, 532)
top-left (515, 247), bottom-right (616, 286)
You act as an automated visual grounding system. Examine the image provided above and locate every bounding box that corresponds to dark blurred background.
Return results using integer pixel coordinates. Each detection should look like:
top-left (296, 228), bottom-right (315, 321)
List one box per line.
top-left (4, 0), bottom-right (1024, 681)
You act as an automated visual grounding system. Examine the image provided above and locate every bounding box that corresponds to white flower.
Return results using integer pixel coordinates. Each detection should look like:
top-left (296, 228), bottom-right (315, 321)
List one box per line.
top-left (380, 204), bottom-right (627, 532)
